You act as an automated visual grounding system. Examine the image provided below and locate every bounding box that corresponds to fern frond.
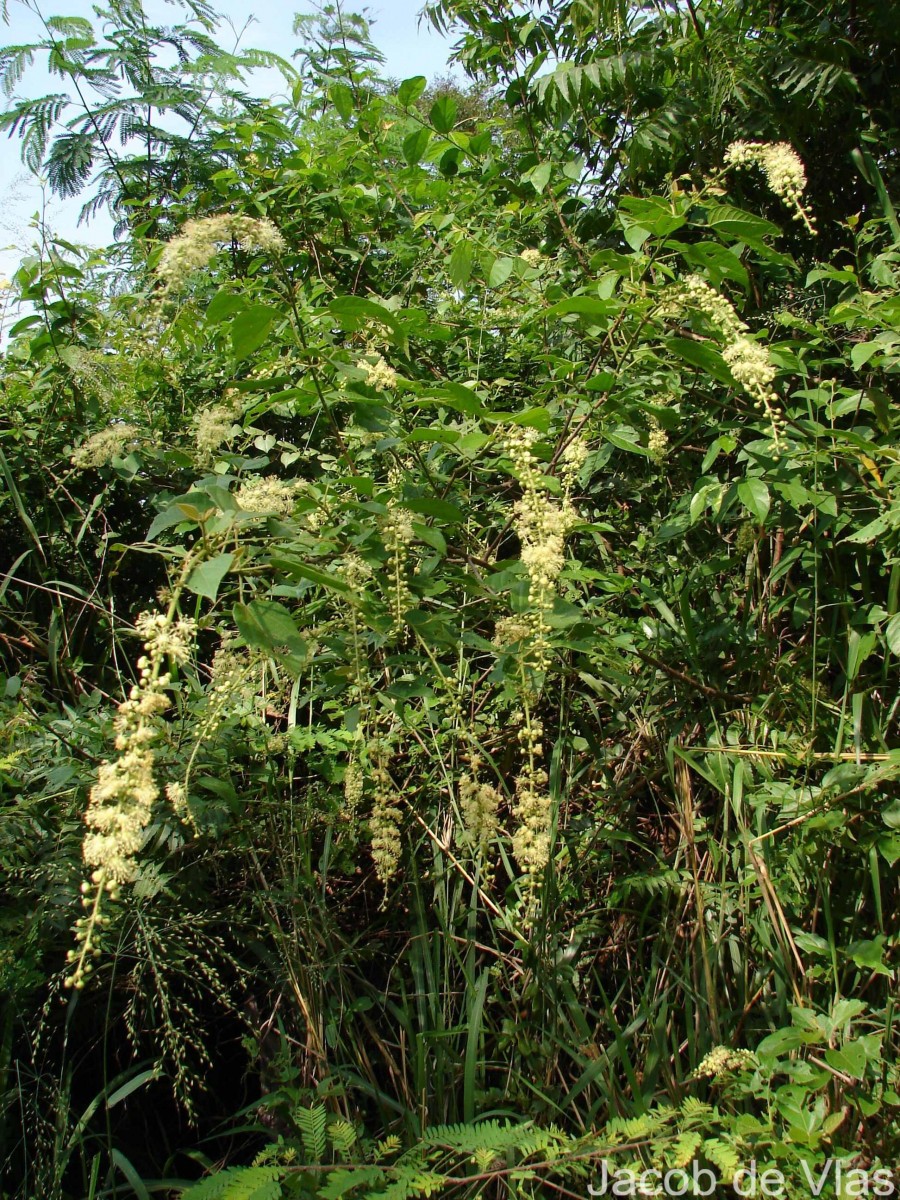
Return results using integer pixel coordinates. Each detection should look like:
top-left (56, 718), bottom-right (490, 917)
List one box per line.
top-left (680, 1096), bottom-right (714, 1122)
top-left (44, 15), bottom-right (95, 50)
top-left (669, 1132), bottom-right (702, 1168)
top-left (373, 1135), bottom-right (402, 1162)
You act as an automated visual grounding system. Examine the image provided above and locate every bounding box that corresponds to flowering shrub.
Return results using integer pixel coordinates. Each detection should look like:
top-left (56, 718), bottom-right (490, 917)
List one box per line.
top-left (1, 1), bottom-right (899, 1194)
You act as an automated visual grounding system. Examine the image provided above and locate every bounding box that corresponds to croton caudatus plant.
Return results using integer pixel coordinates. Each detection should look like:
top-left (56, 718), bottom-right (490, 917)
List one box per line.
top-left (0, 0), bottom-right (898, 1195)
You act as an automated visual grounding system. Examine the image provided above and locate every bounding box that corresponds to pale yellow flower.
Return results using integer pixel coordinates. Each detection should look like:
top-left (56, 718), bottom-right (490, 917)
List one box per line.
top-left (71, 424), bottom-right (140, 469)
top-left (725, 140), bottom-right (815, 232)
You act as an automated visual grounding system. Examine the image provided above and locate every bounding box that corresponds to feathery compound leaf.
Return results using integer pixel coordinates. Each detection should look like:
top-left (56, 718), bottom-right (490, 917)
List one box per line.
top-left (329, 1119), bottom-right (359, 1154)
top-left (420, 1119), bottom-right (555, 1157)
top-left (296, 1103), bottom-right (328, 1162)
top-left (320, 1168), bottom-right (384, 1200)
top-left (702, 1139), bottom-right (741, 1182)
top-left (45, 130), bottom-right (96, 197)
top-left (179, 1166), bottom-right (282, 1200)
top-left (0, 93), bottom-right (69, 171)
top-left (0, 44), bottom-right (37, 97)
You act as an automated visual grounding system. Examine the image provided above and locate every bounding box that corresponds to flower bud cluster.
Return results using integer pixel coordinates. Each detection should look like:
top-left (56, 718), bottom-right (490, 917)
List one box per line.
top-left (368, 753), bottom-right (403, 886)
top-left (156, 214), bottom-right (285, 292)
top-left (647, 417), bottom-right (669, 464)
top-left (363, 355), bottom-right (398, 390)
top-left (506, 427), bottom-right (580, 669)
top-left (457, 757), bottom-right (501, 854)
top-left (512, 713), bottom-right (551, 877)
top-left (70, 607), bottom-right (198, 989)
top-left (724, 140), bottom-right (815, 232)
top-left (381, 502), bottom-right (415, 635)
top-left (193, 400), bottom-right (240, 458)
top-left (236, 475), bottom-right (298, 518)
top-left (493, 615), bottom-right (533, 649)
top-left (135, 611), bottom-right (198, 666)
top-left (71, 424), bottom-right (140, 470)
top-left (693, 1045), bottom-right (757, 1079)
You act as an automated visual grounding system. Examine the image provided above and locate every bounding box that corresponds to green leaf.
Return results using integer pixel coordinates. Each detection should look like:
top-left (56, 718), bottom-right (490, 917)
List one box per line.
top-left (851, 340), bottom-right (880, 370)
top-left (704, 203), bottom-right (782, 250)
top-left (667, 336), bottom-right (734, 385)
top-left (619, 195), bottom-right (686, 237)
top-left (886, 612), bottom-right (900, 656)
top-left (522, 161), bottom-right (551, 192)
top-left (485, 407), bottom-right (551, 432)
top-left (186, 552), bottom-right (234, 602)
top-left (231, 305), bottom-right (276, 361)
top-left (330, 82), bottom-right (353, 120)
top-left (430, 94), bottom-right (457, 133)
top-left (403, 126), bottom-right (431, 166)
top-left (406, 427), bottom-right (459, 444)
top-left (678, 241), bottom-right (749, 289)
top-left (233, 600), bottom-right (307, 663)
top-left (412, 522), bottom-right (447, 554)
top-left (623, 225), bottom-right (651, 250)
top-left (403, 497), bottom-right (464, 523)
top-left (107, 1068), bottom-right (159, 1109)
top-left (273, 558), bottom-right (353, 594)
top-left (846, 937), bottom-right (891, 977)
top-left (487, 256), bottom-right (514, 287)
top-left (449, 241), bottom-right (475, 288)
top-left (206, 288), bottom-right (246, 323)
top-left (328, 296), bottom-right (406, 349)
top-left (398, 76), bottom-right (427, 106)
top-left (824, 1041), bottom-right (868, 1079)
top-left (847, 629), bottom-right (877, 681)
top-left (439, 146), bottom-right (461, 176)
top-left (544, 296), bottom-right (618, 320)
top-left (737, 478), bottom-right (771, 524)
top-left (605, 427), bottom-right (649, 456)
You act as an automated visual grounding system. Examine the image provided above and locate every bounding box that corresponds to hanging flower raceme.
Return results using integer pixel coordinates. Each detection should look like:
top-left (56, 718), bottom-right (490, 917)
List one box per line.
top-left (381, 501), bottom-right (415, 635)
top-left (369, 749), bottom-right (403, 887)
top-left (724, 140), bottom-right (815, 233)
top-left (67, 608), bottom-right (197, 989)
top-left (664, 275), bottom-right (785, 443)
top-left (512, 711), bottom-right (551, 878)
top-left (457, 756), bottom-right (501, 856)
top-left (506, 426), bottom-right (581, 670)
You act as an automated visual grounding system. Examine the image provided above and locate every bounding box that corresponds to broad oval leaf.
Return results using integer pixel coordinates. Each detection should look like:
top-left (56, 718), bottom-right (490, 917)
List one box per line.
top-left (737, 478), bottom-right (771, 524)
top-left (429, 94), bottom-right (457, 133)
top-left (186, 552), bottom-right (234, 602)
top-left (397, 75), bottom-right (426, 106)
top-left (231, 304), bottom-right (277, 361)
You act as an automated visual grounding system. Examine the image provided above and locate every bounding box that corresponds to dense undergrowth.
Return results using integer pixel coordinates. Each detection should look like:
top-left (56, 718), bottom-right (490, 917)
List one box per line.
top-left (0, 0), bottom-right (898, 1196)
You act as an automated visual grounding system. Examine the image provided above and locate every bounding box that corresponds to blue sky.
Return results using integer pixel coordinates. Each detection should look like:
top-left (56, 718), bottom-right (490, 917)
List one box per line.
top-left (0, 0), bottom-right (455, 278)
